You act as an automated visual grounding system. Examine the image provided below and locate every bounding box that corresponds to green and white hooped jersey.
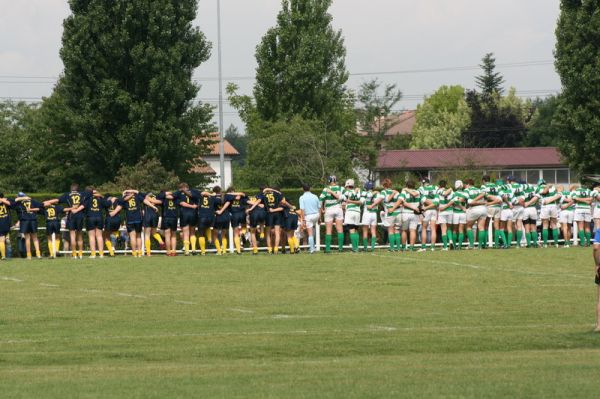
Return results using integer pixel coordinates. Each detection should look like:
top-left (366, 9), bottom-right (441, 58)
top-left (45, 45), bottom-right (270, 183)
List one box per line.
top-left (361, 190), bottom-right (382, 213)
top-left (466, 186), bottom-right (482, 207)
top-left (437, 188), bottom-right (454, 214)
top-left (482, 183), bottom-right (500, 208)
top-left (561, 191), bottom-right (575, 211)
top-left (400, 190), bottom-right (420, 212)
top-left (319, 185), bottom-right (343, 208)
top-left (500, 188), bottom-right (514, 210)
top-left (572, 187), bottom-right (592, 210)
top-left (343, 188), bottom-right (362, 213)
top-left (452, 190), bottom-right (469, 214)
top-left (522, 184), bottom-right (537, 206)
top-left (381, 188), bottom-right (400, 216)
top-left (419, 184), bottom-right (438, 201)
top-left (537, 184), bottom-right (558, 205)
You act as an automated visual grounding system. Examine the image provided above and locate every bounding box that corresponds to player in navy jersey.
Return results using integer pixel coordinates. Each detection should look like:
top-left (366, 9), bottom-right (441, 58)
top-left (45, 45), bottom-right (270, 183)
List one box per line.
top-left (197, 190), bottom-right (217, 255)
top-left (246, 188), bottom-right (267, 255)
top-left (142, 192), bottom-right (165, 257)
top-left (283, 201), bottom-right (300, 254)
top-left (14, 193), bottom-right (44, 259)
top-left (83, 187), bottom-right (107, 258)
top-left (156, 190), bottom-right (179, 256)
top-left (47, 184), bottom-right (87, 258)
top-left (110, 189), bottom-right (145, 257)
top-left (213, 186), bottom-right (233, 255)
top-left (0, 194), bottom-right (15, 259)
top-left (263, 187), bottom-right (285, 254)
top-left (176, 183), bottom-right (200, 256)
top-left (103, 196), bottom-right (121, 257)
top-left (227, 187), bottom-right (248, 254)
top-left (42, 201), bottom-right (66, 258)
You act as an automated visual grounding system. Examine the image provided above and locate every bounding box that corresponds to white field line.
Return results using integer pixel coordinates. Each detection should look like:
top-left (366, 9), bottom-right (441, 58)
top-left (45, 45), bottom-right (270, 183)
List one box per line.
top-left (0, 323), bottom-right (594, 346)
top-left (1, 276), bottom-right (23, 282)
top-left (229, 308), bottom-right (255, 314)
top-left (174, 300), bottom-right (196, 305)
top-left (39, 283), bottom-right (60, 288)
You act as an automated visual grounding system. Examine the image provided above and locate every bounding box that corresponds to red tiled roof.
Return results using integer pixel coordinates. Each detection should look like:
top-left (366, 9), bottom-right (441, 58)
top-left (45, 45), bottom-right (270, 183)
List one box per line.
top-left (377, 147), bottom-right (565, 170)
top-left (190, 163), bottom-right (217, 175)
top-left (194, 132), bottom-right (240, 156)
top-left (384, 110), bottom-right (415, 136)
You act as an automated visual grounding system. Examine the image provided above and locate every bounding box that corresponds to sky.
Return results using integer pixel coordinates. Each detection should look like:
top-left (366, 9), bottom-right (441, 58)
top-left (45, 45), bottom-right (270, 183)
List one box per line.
top-left (0, 0), bottom-right (562, 133)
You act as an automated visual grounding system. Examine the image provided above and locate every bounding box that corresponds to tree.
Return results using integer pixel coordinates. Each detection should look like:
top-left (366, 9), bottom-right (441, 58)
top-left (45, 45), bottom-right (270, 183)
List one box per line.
top-left (554, 0), bottom-right (600, 174)
top-left (97, 157), bottom-right (180, 193)
top-left (355, 79), bottom-right (402, 181)
top-left (410, 86), bottom-right (471, 149)
top-left (40, 0), bottom-right (214, 188)
top-left (521, 96), bottom-right (564, 147)
top-left (224, 124), bottom-right (248, 167)
top-left (253, 0), bottom-right (352, 132)
top-left (476, 53), bottom-right (505, 97)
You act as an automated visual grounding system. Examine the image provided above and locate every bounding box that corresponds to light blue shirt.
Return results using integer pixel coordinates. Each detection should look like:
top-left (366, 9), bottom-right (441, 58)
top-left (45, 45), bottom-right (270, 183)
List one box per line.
top-left (299, 191), bottom-right (320, 216)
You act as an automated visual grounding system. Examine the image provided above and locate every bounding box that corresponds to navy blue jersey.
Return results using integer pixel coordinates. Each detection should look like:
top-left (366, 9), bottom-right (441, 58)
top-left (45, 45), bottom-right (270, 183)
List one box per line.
top-left (264, 191), bottom-right (284, 212)
top-left (84, 196), bottom-right (106, 219)
top-left (229, 195), bottom-right (248, 214)
top-left (214, 195), bottom-right (233, 216)
top-left (118, 193), bottom-right (145, 223)
top-left (157, 192), bottom-right (178, 219)
top-left (176, 189), bottom-right (200, 216)
top-left (0, 200), bottom-right (15, 229)
top-left (44, 205), bottom-right (64, 222)
top-left (16, 199), bottom-right (43, 221)
top-left (198, 193), bottom-right (217, 218)
top-left (105, 198), bottom-right (121, 218)
top-left (58, 191), bottom-right (87, 209)
top-left (284, 205), bottom-right (298, 219)
top-left (144, 193), bottom-right (160, 219)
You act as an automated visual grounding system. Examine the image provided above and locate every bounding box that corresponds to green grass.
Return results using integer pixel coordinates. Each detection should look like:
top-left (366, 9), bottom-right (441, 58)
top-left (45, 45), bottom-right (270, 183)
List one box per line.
top-left (1, 248), bottom-right (599, 398)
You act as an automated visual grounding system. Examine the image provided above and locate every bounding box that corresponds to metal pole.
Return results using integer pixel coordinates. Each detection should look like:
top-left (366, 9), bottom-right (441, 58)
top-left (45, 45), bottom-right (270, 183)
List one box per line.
top-left (217, 0), bottom-right (226, 188)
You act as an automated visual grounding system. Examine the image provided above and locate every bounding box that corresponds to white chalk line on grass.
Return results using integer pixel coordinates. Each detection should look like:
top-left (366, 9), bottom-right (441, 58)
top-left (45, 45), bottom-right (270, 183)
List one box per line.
top-left (39, 283), bottom-right (60, 288)
top-left (0, 323), bottom-right (594, 346)
top-left (229, 308), bottom-right (255, 314)
top-left (1, 276), bottom-right (23, 282)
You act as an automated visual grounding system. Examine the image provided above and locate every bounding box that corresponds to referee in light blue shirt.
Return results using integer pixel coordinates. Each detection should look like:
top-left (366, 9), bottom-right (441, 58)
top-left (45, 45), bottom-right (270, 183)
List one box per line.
top-left (299, 184), bottom-right (321, 253)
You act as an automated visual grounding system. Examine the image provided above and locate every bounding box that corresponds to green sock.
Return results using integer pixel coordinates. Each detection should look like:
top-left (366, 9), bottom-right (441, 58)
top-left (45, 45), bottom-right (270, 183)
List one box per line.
top-left (388, 234), bottom-right (395, 250)
top-left (442, 234), bottom-right (448, 249)
top-left (499, 230), bottom-right (507, 247)
top-left (421, 242), bottom-right (426, 249)
top-left (458, 233), bottom-right (464, 249)
top-left (586, 231), bottom-right (592, 245)
top-left (325, 234), bottom-right (332, 253)
top-left (552, 228), bottom-right (559, 245)
top-left (507, 232), bottom-right (513, 247)
top-left (494, 230), bottom-right (500, 248)
top-left (362, 237), bottom-right (368, 251)
top-left (542, 229), bottom-right (549, 245)
top-left (467, 230), bottom-right (474, 248)
top-left (530, 231), bottom-right (538, 246)
top-left (371, 236), bottom-right (376, 251)
top-left (447, 232), bottom-right (453, 248)
top-left (516, 230), bottom-right (523, 247)
top-left (337, 233), bottom-right (344, 251)
top-left (394, 233), bottom-right (402, 251)
top-left (478, 230), bottom-right (486, 248)
top-left (578, 230), bottom-right (585, 246)
top-left (351, 233), bottom-right (359, 252)
top-left (525, 230), bottom-right (531, 247)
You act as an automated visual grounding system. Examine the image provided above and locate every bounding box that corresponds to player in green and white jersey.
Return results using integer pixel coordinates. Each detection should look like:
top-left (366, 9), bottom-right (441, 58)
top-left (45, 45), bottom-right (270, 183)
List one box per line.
top-left (418, 177), bottom-right (438, 251)
top-left (451, 180), bottom-right (469, 250)
top-left (464, 179), bottom-right (486, 249)
top-left (481, 176), bottom-right (502, 247)
top-left (572, 184), bottom-right (594, 247)
top-left (399, 181), bottom-right (421, 251)
top-left (522, 183), bottom-right (540, 248)
top-left (436, 180), bottom-right (454, 251)
top-left (558, 185), bottom-right (575, 247)
top-left (319, 175), bottom-right (345, 253)
top-left (361, 182), bottom-right (382, 252)
top-left (507, 176), bottom-right (526, 247)
top-left (381, 178), bottom-right (402, 251)
top-left (536, 179), bottom-right (562, 247)
top-left (343, 179), bottom-right (363, 252)
top-left (498, 181), bottom-right (516, 249)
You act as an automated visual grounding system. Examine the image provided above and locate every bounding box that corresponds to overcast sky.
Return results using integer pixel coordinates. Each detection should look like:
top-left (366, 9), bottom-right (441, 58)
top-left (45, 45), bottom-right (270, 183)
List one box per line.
top-left (0, 0), bottom-right (562, 133)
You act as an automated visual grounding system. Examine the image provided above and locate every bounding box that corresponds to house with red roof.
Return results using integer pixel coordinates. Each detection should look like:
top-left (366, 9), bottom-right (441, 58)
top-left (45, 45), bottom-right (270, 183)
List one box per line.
top-left (376, 147), bottom-right (573, 185)
top-left (190, 132), bottom-right (239, 188)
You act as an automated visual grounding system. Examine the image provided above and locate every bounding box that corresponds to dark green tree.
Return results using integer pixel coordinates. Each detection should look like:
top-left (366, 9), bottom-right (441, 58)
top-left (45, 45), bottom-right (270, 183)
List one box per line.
top-left (476, 53), bottom-right (505, 97)
top-left (554, 0), bottom-right (600, 174)
top-left (224, 124), bottom-right (248, 167)
top-left (521, 96), bottom-right (564, 147)
top-left (41, 0), bottom-right (214, 188)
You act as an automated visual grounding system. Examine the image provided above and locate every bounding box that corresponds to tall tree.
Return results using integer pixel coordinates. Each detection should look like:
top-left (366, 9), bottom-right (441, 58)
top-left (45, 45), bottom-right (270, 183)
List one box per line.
top-left (355, 79), bottom-right (403, 181)
top-left (476, 53), bottom-right (505, 97)
top-left (410, 85), bottom-right (471, 149)
top-left (41, 0), bottom-right (214, 188)
top-left (521, 96), bottom-right (564, 147)
top-left (554, 0), bottom-right (600, 174)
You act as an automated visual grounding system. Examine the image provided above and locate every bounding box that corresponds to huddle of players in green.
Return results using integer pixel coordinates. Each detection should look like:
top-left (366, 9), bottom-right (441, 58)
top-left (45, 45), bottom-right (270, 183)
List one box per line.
top-left (0, 174), bottom-right (598, 259)
top-left (317, 174), bottom-right (600, 253)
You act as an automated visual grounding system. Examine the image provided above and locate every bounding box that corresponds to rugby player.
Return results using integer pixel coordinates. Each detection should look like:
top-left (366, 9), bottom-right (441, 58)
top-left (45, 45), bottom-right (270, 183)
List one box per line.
top-left (177, 183), bottom-right (200, 255)
top-left (343, 179), bottom-right (362, 253)
top-left (400, 181), bottom-right (421, 251)
top-left (537, 179), bottom-right (561, 248)
top-left (264, 186), bottom-right (285, 254)
top-left (436, 181), bottom-right (454, 251)
top-left (156, 190), bottom-right (179, 256)
top-left (0, 194), bottom-right (15, 259)
top-left (110, 189), bottom-right (145, 257)
top-left (143, 192), bottom-right (164, 257)
top-left (103, 196), bottom-right (121, 257)
top-left (319, 176), bottom-right (345, 253)
top-left (361, 182), bottom-right (382, 252)
top-left (83, 187), bottom-right (106, 258)
top-left (418, 178), bottom-right (438, 251)
top-left (380, 178), bottom-right (401, 252)
top-left (213, 186), bottom-right (232, 255)
top-left (559, 185), bottom-right (575, 247)
top-left (49, 184), bottom-right (87, 258)
top-left (42, 200), bottom-right (66, 258)
top-left (247, 188), bottom-right (267, 254)
top-left (572, 184), bottom-right (593, 247)
top-left (451, 180), bottom-right (469, 250)
top-left (14, 193), bottom-right (44, 259)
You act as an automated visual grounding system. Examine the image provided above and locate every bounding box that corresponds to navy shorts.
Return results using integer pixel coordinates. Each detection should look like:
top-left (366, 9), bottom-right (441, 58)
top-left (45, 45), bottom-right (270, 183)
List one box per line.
top-left (285, 215), bottom-right (299, 231)
top-left (86, 217), bottom-right (104, 231)
top-left (249, 210), bottom-right (266, 228)
top-left (161, 217), bottom-right (178, 231)
top-left (179, 212), bottom-right (197, 228)
top-left (20, 220), bottom-right (38, 234)
top-left (68, 214), bottom-right (84, 231)
top-left (46, 222), bottom-right (61, 236)
top-left (214, 215), bottom-right (231, 230)
top-left (105, 217), bottom-right (121, 232)
top-left (126, 223), bottom-right (142, 233)
top-left (267, 212), bottom-right (283, 227)
top-left (198, 216), bottom-right (214, 229)
top-left (143, 213), bottom-right (159, 228)
top-left (230, 212), bottom-right (246, 228)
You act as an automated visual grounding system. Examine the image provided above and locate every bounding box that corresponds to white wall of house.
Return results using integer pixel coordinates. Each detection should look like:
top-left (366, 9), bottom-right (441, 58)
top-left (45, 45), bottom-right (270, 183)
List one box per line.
top-left (204, 156), bottom-right (233, 189)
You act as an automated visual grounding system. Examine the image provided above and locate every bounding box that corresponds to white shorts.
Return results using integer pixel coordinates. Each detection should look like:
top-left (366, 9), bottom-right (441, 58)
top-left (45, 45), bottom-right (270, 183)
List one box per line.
top-left (523, 207), bottom-right (538, 221)
top-left (304, 213), bottom-right (319, 229)
top-left (384, 214), bottom-right (402, 229)
top-left (560, 210), bottom-right (574, 225)
top-left (574, 209), bottom-right (592, 223)
top-left (452, 213), bottom-right (466, 225)
top-left (467, 206), bottom-right (487, 222)
top-left (422, 209), bottom-right (438, 224)
top-left (324, 206), bottom-right (344, 223)
top-left (487, 207), bottom-right (501, 219)
top-left (500, 209), bottom-right (513, 222)
top-left (511, 206), bottom-right (524, 221)
top-left (593, 206), bottom-right (600, 220)
top-left (401, 212), bottom-right (419, 230)
top-left (361, 211), bottom-right (378, 226)
top-left (437, 212), bottom-right (453, 225)
top-left (344, 211), bottom-right (361, 226)
top-left (540, 205), bottom-right (558, 220)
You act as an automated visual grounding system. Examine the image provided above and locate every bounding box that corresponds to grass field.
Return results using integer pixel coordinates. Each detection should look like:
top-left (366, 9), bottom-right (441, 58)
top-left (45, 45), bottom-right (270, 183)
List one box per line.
top-left (1, 248), bottom-right (599, 398)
